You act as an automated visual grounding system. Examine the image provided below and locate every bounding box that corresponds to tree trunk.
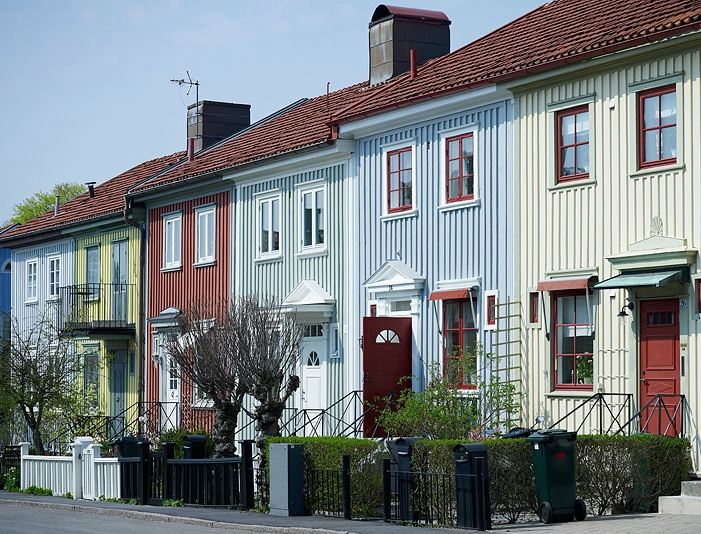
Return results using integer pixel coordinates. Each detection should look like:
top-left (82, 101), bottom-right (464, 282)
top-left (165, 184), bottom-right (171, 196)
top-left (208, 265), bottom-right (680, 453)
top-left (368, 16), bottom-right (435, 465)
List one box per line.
top-left (211, 397), bottom-right (241, 458)
top-left (31, 425), bottom-right (45, 456)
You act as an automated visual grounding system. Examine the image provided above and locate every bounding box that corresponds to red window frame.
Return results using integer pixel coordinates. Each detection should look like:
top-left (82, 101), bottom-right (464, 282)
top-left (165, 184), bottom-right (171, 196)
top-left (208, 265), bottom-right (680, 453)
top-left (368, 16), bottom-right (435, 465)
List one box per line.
top-left (387, 147), bottom-right (413, 213)
top-left (529, 292), bottom-right (540, 323)
top-left (445, 133), bottom-right (474, 202)
top-left (556, 105), bottom-right (589, 183)
top-left (443, 298), bottom-right (478, 390)
top-left (553, 290), bottom-right (593, 390)
top-left (638, 85), bottom-right (677, 169)
top-left (486, 295), bottom-right (496, 326)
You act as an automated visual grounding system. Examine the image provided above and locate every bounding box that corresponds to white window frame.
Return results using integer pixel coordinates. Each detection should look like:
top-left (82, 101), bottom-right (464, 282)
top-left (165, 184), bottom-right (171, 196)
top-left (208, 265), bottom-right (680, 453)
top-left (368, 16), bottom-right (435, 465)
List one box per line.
top-left (297, 181), bottom-right (327, 254)
top-left (380, 139), bottom-right (418, 221)
top-left (194, 204), bottom-right (216, 266)
top-left (47, 254), bottom-right (61, 300)
top-left (26, 258), bottom-right (38, 303)
top-left (162, 212), bottom-right (182, 270)
top-left (438, 123), bottom-right (480, 210)
top-left (257, 191), bottom-right (282, 260)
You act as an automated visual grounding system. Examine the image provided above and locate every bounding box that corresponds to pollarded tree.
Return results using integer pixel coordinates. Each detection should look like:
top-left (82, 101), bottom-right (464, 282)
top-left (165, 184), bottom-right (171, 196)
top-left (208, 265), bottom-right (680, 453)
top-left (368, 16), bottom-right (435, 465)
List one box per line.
top-left (0, 308), bottom-right (82, 454)
top-left (232, 296), bottom-right (304, 449)
top-left (163, 300), bottom-right (248, 458)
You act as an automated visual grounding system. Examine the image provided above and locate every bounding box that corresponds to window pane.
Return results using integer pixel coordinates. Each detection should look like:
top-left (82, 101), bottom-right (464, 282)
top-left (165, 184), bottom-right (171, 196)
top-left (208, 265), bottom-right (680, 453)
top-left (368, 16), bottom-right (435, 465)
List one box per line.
top-left (462, 175), bottom-right (473, 197)
top-left (462, 136), bottom-right (474, 156)
top-left (400, 149), bottom-right (412, 168)
top-left (643, 95), bottom-right (659, 128)
top-left (661, 126), bottom-right (677, 159)
top-left (389, 153), bottom-right (399, 172)
top-left (462, 301), bottom-right (475, 328)
top-left (557, 355), bottom-right (575, 384)
top-left (448, 139), bottom-right (459, 159)
top-left (560, 114), bottom-right (575, 145)
top-left (644, 130), bottom-right (659, 162)
top-left (446, 302), bottom-right (460, 329)
top-left (448, 160), bottom-right (460, 179)
top-left (561, 147), bottom-right (575, 176)
top-left (316, 190), bottom-right (325, 245)
top-left (390, 172), bottom-right (399, 191)
top-left (390, 191), bottom-right (399, 209)
top-left (660, 92), bottom-right (676, 126)
top-left (559, 296), bottom-right (575, 324)
top-left (400, 169), bottom-right (412, 188)
top-left (575, 112), bottom-right (589, 142)
top-left (576, 144), bottom-right (589, 174)
top-left (261, 202), bottom-right (269, 253)
top-left (449, 178), bottom-right (459, 199)
top-left (303, 193), bottom-right (312, 247)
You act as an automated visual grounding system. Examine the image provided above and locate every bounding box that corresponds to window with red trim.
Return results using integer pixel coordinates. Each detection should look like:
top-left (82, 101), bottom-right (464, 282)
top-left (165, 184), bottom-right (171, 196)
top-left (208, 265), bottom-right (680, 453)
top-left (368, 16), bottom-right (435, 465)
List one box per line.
top-left (529, 292), bottom-right (539, 323)
top-left (387, 147), bottom-right (413, 213)
top-left (446, 133), bottom-right (474, 202)
top-left (638, 85), bottom-right (676, 169)
top-left (696, 279), bottom-right (701, 315)
top-left (553, 291), bottom-right (593, 389)
top-left (556, 105), bottom-right (589, 182)
top-left (486, 295), bottom-right (496, 326)
top-left (443, 298), bottom-right (478, 389)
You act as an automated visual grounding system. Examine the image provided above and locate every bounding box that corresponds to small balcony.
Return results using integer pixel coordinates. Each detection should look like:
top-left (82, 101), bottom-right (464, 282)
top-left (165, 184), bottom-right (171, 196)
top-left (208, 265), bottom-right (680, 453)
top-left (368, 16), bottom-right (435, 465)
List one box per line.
top-left (59, 283), bottom-right (137, 336)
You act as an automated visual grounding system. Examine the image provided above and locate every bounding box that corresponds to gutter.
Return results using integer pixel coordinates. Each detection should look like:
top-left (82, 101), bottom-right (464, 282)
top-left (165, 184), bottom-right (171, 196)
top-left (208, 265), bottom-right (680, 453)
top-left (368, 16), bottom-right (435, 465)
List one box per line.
top-left (123, 196), bottom-right (147, 421)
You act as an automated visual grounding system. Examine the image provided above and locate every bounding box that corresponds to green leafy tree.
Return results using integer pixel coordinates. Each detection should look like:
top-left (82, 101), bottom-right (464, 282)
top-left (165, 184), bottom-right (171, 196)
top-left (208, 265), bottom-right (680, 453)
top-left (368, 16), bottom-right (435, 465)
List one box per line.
top-left (11, 182), bottom-right (85, 224)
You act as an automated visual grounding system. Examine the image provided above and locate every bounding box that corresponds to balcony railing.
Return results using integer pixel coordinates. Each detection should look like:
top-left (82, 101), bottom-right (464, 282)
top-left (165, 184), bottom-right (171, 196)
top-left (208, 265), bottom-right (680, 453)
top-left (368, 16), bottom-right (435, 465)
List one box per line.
top-left (59, 283), bottom-right (137, 334)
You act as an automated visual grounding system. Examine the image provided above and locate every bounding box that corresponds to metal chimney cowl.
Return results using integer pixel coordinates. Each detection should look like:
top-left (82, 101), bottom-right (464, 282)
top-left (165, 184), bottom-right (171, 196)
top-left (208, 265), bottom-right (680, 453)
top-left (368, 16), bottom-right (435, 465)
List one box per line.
top-left (369, 4), bottom-right (451, 86)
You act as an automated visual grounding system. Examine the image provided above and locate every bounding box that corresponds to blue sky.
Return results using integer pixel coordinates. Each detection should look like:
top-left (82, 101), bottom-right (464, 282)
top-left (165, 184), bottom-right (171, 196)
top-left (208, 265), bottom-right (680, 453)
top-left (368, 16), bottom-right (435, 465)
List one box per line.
top-left (0, 0), bottom-right (544, 225)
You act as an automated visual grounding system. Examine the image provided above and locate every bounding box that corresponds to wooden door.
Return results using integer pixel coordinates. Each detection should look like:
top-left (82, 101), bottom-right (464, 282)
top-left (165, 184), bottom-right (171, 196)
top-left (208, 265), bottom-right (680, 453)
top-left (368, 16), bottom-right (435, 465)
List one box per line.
top-left (362, 317), bottom-right (412, 437)
top-left (639, 299), bottom-right (681, 436)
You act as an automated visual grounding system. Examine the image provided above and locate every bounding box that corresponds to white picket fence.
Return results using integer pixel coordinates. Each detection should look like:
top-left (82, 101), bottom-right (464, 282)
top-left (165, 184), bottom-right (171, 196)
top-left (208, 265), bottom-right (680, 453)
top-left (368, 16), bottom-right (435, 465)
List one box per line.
top-left (19, 438), bottom-right (120, 500)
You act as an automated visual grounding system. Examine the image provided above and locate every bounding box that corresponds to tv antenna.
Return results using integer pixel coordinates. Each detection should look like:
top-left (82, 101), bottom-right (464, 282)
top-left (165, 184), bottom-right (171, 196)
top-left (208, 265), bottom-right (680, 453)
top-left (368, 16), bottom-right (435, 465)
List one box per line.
top-left (170, 70), bottom-right (199, 103)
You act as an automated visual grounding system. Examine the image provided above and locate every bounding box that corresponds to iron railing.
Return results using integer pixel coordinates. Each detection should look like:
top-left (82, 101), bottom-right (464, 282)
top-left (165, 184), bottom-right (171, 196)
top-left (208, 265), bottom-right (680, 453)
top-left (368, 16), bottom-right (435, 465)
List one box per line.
top-left (58, 283), bottom-right (137, 333)
top-left (548, 392), bottom-right (687, 438)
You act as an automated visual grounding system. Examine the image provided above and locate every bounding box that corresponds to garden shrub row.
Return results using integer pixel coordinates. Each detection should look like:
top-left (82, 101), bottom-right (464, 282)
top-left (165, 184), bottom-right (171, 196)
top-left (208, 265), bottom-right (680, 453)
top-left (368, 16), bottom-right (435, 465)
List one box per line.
top-left (267, 434), bottom-right (690, 522)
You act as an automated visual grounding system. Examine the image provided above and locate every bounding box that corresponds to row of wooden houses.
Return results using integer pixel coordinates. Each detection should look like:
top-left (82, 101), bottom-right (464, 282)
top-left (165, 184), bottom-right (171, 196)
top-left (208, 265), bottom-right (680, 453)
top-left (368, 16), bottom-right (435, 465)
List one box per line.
top-left (1, 0), bottom-right (701, 473)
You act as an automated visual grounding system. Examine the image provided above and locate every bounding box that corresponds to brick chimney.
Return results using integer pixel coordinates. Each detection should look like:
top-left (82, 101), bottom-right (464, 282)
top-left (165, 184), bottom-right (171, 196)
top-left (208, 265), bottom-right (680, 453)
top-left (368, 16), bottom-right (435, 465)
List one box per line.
top-left (187, 101), bottom-right (251, 153)
top-left (369, 5), bottom-right (451, 86)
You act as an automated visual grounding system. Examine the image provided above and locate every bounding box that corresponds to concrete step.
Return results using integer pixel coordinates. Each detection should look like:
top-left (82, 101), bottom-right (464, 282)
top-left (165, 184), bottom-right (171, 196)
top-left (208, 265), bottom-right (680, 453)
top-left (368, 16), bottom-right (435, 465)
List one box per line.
top-left (659, 494), bottom-right (701, 515)
top-left (681, 480), bottom-right (701, 497)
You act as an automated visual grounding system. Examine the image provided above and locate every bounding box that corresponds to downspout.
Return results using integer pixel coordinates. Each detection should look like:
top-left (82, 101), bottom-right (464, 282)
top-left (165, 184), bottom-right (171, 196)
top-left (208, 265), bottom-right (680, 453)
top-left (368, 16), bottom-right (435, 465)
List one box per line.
top-left (123, 196), bottom-right (147, 421)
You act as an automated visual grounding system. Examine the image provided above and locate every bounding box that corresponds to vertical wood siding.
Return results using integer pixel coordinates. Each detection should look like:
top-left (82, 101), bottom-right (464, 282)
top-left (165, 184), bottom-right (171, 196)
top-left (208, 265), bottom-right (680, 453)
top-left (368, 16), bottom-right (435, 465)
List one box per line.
top-left (145, 189), bottom-right (231, 429)
top-left (517, 47), bottom-right (701, 468)
top-left (353, 100), bottom-right (514, 385)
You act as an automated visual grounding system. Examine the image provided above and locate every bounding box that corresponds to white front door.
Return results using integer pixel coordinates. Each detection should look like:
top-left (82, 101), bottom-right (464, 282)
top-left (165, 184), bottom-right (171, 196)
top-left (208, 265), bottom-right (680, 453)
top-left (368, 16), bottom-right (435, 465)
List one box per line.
top-left (299, 325), bottom-right (327, 434)
top-left (160, 347), bottom-right (180, 431)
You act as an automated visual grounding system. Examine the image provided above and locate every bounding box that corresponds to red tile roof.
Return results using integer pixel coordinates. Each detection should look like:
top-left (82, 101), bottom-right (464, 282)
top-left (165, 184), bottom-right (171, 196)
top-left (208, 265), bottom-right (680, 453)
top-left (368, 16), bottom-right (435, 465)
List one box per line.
top-left (0, 152), bottom-right (184, 242)
top-left (332, 0), bottom-right (701, 122)
top-left (129, 83), bottom-right (367, 193)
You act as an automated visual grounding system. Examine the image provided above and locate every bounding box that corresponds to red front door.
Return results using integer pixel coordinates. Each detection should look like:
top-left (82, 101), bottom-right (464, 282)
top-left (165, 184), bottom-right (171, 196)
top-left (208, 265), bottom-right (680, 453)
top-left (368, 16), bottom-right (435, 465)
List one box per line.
top-left (639, 299), bottom-right (681, 436)
top-left (362, 317), bottom-right (412, 437)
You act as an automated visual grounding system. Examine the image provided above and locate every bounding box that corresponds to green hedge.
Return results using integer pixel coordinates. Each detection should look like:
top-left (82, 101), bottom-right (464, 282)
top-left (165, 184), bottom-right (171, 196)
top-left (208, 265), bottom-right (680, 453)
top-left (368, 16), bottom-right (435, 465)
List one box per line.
top-left (266, 436), bottom-right (385, 517)
top-left (157, 428), bottom-right (215, 458)
top-left (263, 434), bottom-right (689, 522)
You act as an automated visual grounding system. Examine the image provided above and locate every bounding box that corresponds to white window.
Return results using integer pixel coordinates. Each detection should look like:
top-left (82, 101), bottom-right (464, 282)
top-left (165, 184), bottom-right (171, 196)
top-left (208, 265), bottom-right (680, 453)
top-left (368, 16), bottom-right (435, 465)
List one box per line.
top-left (163, 213), bottom-right (182, 269)
top-left (48, 255), bottom-right (61, 299)
top-left (299, 186), bottom-right (325, 250)
top-left (258, 194), bottom-right (281, 258)
top-left (195, 204), bottom-right (216, 265)
top-left (26, 259), bottom-right (38, 302)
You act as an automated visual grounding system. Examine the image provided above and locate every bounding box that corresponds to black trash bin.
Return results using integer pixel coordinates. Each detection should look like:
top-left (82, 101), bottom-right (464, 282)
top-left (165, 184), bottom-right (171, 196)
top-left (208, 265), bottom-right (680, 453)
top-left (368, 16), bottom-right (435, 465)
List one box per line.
top-left (183, 435), bottom-right (207, 459)
top-left (394, 437), bottom-right (423, 522)
top-left (111, 436), bottom-right (140, 458)
top-left (525, 429), bottom-right (586, 523)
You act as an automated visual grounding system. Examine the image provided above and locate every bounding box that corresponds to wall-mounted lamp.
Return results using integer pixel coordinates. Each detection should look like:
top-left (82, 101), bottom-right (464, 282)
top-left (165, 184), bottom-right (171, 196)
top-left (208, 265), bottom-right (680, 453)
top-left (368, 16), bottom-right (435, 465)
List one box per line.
top-left (618, 301), bottom-right (634, 319)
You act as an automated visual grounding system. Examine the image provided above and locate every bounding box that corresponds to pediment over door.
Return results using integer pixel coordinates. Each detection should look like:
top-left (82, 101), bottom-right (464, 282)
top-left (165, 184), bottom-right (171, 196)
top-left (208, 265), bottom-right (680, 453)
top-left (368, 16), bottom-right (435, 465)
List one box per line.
top-left (282, 280), bottom-right (335, 321)
top-left (364, 260), bottom-right (425, 297)
top-left (606, 234), bottom-right (697, 271)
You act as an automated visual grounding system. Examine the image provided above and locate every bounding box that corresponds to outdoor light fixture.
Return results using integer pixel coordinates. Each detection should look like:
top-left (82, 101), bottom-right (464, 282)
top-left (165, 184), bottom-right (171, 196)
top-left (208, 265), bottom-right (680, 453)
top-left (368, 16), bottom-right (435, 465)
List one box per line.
top-left (617, 301), bottom-right (634, 318)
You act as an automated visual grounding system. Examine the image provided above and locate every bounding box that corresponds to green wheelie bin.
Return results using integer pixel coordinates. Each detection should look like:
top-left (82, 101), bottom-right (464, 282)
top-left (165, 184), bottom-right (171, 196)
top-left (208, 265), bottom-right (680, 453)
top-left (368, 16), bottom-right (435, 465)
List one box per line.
top-left (525, 429), bottom-right (586, 523)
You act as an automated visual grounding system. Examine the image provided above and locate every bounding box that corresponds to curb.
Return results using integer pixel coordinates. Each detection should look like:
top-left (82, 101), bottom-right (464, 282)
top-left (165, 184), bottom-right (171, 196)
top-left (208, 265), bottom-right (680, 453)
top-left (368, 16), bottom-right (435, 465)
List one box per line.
top-left (0, 498), bottom-right (353, 534)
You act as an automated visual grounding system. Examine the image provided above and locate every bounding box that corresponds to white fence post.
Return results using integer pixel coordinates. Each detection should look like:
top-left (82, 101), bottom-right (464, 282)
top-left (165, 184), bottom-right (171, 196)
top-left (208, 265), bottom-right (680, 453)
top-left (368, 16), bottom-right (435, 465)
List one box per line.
top-left (72, 440), bottom-right (83, 500)
top-left (19, 442), bottom-right (30, 490)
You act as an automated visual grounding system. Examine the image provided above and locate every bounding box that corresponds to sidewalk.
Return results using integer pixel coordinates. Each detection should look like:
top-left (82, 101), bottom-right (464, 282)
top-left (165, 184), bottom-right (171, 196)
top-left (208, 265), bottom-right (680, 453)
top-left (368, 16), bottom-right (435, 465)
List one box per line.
top-left (2, 490), bottom-right (701, 533)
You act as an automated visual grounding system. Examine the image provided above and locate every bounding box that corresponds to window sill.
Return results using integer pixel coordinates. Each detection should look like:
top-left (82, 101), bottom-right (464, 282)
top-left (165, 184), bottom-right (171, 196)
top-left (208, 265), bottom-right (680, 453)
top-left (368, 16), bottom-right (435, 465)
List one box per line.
top-left (296, 248), bottom-right (328, 260)
top-left (546, 388), bottom-right (594, 399)
top-left (255, 254), bottom-right (283, 265)
top-left (438, 199), bottom-right (480, 212)
top-left (381, 209), bottom-right (418, 222)
top-left (548, 178), bottom-right (597, 191)
top-left (629, 162), bottom-right (685, 179)
top-left (193, 260), bottom-right (216, 268)
top-left (161, 265), bottom-right (182, 273)
top-left (25, 299), bottom-right (38, 306)
top-left (192, 400), bottom-right (214, 409)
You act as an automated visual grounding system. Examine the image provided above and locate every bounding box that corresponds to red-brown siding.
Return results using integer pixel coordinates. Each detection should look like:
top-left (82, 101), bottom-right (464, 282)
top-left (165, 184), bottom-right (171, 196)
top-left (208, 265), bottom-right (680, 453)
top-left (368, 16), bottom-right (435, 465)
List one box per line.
top-left (145, 190), bottom-right (230, 431)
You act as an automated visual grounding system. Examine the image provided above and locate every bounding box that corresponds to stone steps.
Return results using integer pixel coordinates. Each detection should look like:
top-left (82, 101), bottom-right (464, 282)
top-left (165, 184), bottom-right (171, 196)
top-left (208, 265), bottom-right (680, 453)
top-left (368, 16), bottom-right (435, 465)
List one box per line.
top-left (659, 480), bottom-right (701, 514)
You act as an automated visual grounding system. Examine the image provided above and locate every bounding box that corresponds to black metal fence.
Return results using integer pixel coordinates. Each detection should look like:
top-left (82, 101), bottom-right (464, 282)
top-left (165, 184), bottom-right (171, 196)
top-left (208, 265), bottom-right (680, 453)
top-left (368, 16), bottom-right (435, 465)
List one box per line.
top-left (119, 440), bottom-right (255, 508)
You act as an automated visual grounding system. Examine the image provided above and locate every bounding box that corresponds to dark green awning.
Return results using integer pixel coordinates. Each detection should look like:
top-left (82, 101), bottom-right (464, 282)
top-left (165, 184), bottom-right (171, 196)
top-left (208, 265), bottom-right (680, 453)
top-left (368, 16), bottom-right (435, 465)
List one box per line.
top-left (593, 267), bottom-right (689, 290)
